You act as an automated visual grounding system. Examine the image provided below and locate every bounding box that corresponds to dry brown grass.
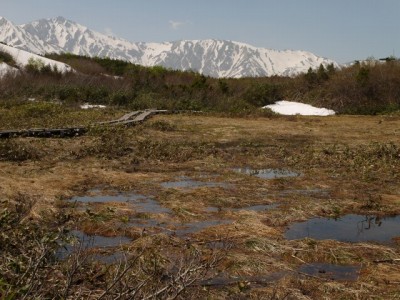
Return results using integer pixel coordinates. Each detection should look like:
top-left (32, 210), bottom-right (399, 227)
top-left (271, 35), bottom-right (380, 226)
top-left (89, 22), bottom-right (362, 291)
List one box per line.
top-left (1, 112), bottom-right (399, 298)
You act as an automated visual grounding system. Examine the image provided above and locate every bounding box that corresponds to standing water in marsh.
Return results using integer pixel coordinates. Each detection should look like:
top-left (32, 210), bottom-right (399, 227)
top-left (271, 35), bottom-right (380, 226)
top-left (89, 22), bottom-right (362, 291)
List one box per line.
top-left (68, 188), bottom-right (232, 239)
top-left (299, 263), bottom-right (360, 281)
top-left (56, 230), bottom-right (132, 260)
top-left (68, 190), bottom-right (171, 214)
top-left (285, 214), bottom-right (400, 244)
top-left (161, 176), bottom-right (231, 189)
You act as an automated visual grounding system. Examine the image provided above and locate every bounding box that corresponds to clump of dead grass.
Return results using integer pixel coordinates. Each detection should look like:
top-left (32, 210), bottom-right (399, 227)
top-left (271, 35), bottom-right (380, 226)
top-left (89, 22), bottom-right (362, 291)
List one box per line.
top-left (77, 126), bottom-right (134, 159)
top-left (0, 139), bottom-right (42, 161)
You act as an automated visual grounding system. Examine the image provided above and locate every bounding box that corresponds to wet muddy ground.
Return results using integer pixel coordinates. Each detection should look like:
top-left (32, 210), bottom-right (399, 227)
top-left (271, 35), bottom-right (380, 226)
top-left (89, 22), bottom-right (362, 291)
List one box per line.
top-left (1, 113), bottom-right (400, 298)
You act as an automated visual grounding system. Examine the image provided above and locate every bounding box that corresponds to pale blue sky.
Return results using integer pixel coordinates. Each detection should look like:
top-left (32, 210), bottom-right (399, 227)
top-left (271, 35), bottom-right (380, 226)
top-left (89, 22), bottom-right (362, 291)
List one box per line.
top-left (1, 0), bottom-right (399, 63)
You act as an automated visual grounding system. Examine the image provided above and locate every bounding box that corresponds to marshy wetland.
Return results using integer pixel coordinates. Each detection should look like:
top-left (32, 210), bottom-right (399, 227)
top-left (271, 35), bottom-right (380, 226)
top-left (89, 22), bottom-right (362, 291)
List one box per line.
top-left (1, 108), bottom-right (400, 299)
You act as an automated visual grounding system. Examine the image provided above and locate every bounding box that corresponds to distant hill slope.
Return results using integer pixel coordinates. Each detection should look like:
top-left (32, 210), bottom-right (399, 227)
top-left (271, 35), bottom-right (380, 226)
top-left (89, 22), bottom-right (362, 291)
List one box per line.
top-left (0, 16), bottom-right (338, 78)
top-left (0, 62), bottom-right (18, 77)
top-left (0, 43), bottom-right (73, 73)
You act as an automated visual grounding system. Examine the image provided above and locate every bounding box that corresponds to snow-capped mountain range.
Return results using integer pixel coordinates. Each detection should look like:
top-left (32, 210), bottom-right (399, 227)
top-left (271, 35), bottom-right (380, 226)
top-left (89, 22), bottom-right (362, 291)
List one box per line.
top-left (0, 16), bottom-right (338, 78)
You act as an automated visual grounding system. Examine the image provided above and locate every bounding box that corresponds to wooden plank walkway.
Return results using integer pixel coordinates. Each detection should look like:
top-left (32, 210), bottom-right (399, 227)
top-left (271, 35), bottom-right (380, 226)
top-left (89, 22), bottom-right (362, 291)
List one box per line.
top-left (0, 127), bottom-right (87, 138)
top-left (96, 111), bottom-right (142, 125)
top-left (117, 109), bottom-right (164, 126)
top-left (0, 109), bottom-right (167, 139)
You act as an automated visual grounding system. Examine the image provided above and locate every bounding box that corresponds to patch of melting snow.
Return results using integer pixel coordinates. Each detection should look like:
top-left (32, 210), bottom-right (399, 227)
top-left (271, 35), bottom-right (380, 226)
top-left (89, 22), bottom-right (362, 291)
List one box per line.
top-left (285, 214), bottom-right (400, 244)
top-left (264, 100), bottom-right (335, 116)
top-left (0, 43), bottom-right (73, 73)
top-left (80, 103), bottom-right (107, 109)
top-left (0, 62), bottom-right (19, 78)
top-left (234, 168), bottom-right (300, 179)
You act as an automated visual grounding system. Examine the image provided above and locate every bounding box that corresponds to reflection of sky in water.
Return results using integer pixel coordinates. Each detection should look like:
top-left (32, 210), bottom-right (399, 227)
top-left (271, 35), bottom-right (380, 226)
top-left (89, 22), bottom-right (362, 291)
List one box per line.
top-left (69, 191), bottom-right (145, 203)
top-left (299, 263), bottom-right (360, 281)
top-left (69, 190), bottom-right (171, 214)
top-left (70, 230), bottom-right (132, 247)
top-left (161, 176), bottom-right (231, 189)
top-left (286, 214), bottom-right (400, 244)
top-left (56, 230), bottom-right (132, 260)
top-left (128, 198), bottom-right (171, 213)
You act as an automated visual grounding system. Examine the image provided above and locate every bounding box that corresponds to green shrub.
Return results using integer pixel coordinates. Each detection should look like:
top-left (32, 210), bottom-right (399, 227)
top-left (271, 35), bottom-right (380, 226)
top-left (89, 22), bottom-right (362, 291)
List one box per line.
top-left (25, 57), bottom-right (46, 73)
top-left (244, 83), bottom-right (283, 106)
top-left (0, 50), bottom-right (16, 67)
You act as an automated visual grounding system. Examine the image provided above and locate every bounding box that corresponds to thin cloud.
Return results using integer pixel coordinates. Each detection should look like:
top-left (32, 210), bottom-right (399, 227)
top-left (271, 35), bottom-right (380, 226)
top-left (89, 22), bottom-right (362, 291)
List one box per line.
top-left (169, 20), bottom-right (185, 30)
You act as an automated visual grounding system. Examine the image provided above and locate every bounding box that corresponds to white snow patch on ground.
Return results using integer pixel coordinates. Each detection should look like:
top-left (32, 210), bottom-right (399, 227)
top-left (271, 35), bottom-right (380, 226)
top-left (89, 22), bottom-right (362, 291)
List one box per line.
top-left (264, 100), bottom-right (335, 116)
top-left (0, 43), bottom-right (73, 73)
top-left (80, 103), bottom-right (107, 109)
top-left (0, 62), bottom-right (19, 78)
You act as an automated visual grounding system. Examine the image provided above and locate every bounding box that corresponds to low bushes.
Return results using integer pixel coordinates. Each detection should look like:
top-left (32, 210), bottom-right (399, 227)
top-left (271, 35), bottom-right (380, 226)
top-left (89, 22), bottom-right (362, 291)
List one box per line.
top-left (0, 50), bottom-right (16, 67)
top-left (1, 53), bottom-right (400, 115)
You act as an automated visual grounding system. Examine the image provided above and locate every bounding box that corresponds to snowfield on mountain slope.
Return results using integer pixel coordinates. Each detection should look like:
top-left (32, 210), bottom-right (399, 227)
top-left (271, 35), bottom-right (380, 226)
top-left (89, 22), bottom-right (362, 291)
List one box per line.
top-left (0, 16), bottom-right (339, 78)
top-left (264, 100), bottom-right (336, 116)
top-left (0, 62), bottom-right (18, 78)
top-left (0, 43), bottom-right (73, 73)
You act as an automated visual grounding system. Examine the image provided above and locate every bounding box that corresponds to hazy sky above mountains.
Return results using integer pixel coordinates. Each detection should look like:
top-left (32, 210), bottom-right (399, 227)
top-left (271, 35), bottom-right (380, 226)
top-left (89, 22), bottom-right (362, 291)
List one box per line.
top-left (1, 0), bottom-right (399, 63)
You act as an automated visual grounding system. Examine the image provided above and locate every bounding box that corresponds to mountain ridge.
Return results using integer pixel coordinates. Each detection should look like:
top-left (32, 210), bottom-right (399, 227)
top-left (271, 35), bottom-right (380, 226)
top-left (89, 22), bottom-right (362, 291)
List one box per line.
top-left (0, 16), bottom-right (339, 78)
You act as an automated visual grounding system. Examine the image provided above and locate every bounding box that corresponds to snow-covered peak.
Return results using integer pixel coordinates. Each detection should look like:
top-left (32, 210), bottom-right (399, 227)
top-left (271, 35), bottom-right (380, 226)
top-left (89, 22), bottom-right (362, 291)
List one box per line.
top-left (19, 16), bottom-right (142, 58)
top-left (54, 16), bottom-right (68, 23)
top-left (0, 16), bottom-right (339, 78)
top-left (0, 16), bottom-right (11, 25)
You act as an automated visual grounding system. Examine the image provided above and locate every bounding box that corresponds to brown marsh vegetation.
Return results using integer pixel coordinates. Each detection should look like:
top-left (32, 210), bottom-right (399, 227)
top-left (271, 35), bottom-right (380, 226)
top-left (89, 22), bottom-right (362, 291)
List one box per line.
top-left (1, 54), bottom-right (400, 298)
top-left (0, 104), bottom-right (399, 298)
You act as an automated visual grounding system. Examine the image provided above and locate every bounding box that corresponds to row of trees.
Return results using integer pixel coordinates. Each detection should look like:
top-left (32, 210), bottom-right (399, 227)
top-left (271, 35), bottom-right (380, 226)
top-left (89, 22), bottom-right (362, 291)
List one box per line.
top-left (0, 53), bottom-right (399, 114)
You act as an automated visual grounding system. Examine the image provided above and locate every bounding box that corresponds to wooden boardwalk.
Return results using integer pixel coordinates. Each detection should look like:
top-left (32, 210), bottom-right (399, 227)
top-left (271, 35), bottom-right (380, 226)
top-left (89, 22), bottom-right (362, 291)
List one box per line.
top-left (96, 111), bottom-right (142, 125)
top-left (0, 109), bottom-right (167, 139)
